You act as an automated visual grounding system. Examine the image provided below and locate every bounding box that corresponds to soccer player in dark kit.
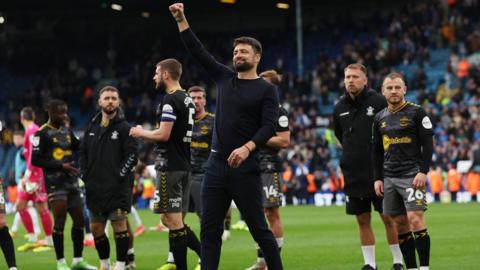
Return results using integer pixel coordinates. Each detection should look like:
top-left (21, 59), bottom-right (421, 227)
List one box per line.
top-left (80, 86), bottom-right (138, 270)
top-left (157, 86), bottom-right (215, 270)
top-left (130, 59), bottom-right (200, 270)
top-left (373, 72), bottom-right (433, 270)
top-left (169, 3), bottom-right (283, 269)
top-left (31, 100), bottom-right (96, 270)
top-left (187, 86), bottom-right (215, 221)
top-left (246, 70), bottom-right (290, 270)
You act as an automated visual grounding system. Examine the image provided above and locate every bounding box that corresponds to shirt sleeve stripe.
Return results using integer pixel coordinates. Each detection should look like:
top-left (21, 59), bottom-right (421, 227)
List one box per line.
top-left (161, 113), bottom-right (177, 120)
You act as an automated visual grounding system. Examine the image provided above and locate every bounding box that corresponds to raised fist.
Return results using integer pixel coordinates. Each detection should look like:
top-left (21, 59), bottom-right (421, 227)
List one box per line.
top-left (169, 3), bottom-right (185, 22)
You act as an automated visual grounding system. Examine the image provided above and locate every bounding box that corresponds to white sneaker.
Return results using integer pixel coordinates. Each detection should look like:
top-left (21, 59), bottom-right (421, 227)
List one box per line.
top-left (222, 230), bottom-right (231, 241)
top-left (245, 259), bottom-right (267, 270)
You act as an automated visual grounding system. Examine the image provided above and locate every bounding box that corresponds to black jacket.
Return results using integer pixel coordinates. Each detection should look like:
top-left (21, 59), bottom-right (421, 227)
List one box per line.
top-left (79, 111), bottom-right (138, 213)
top-left (333, 88), bottom-right (387, 197)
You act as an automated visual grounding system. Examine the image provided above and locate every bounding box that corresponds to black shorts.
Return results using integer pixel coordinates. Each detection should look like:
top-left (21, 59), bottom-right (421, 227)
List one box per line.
top-left (345, 195), bottom-right (383, 215)
top-left (261, 172), bottom-right (283, 208)
top-left (90, 208), bottom-right (129, 223)
top-left (48, 186), bottom-right (83, 210)
top-left (153, 170), bottom-right (191, 214)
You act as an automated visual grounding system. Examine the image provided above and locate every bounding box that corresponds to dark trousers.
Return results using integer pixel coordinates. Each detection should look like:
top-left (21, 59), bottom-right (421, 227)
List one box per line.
top-left (451, 191), bottom-right (458, 202)
top-left (200, 154), bottom-right (283, 270)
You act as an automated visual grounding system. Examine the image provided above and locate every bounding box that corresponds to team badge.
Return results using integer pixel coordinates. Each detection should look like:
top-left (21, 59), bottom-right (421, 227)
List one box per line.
top-left (111, 131), bottom-right (119, 140)
top-left (380, 122), bottom-right (387, 129)
top-left (400, 116), bottom-right (410, 127)
top-left (366, 106), bottom-right (374, 116)
top-left (200, 125), bottom-right (209, 135)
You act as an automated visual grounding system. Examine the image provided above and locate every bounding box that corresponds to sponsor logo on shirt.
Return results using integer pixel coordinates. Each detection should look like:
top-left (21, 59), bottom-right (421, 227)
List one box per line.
top-left (382, 135), bottom-right (412, 151)
top-left (52, 148), bottom-right (73, 160)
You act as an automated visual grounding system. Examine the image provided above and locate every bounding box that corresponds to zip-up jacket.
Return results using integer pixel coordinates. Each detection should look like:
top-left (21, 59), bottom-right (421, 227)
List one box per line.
top-left (333, 88), bottom-right (387, 197)
top-left (79, 111), bottom-right (138, 213)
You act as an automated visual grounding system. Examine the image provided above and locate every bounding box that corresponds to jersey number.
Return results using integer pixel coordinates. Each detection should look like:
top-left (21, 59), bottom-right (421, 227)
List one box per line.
top-left (186, 107), bottom-right (195, 138)
top-left (406, 188), bottom-right (424, 202)
top-left (153, 190), bottom-right (160, 204)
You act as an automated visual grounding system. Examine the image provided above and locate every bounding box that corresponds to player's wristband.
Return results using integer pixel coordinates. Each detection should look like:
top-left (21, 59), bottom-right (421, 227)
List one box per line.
top-left (243, 144), bottom-right (252, 153)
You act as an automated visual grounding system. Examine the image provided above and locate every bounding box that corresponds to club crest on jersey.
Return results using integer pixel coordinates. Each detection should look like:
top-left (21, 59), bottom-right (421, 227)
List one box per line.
top-left (380, 122), bottom-right (387, 129)
top-left (366, 106), bottom-right (374, 116)
top-left (400, 116), bottom-right (410, 127)
top-left (200, 125), bottom-right (210, 135)
top-left (111, 131), bottom-right (119, 140)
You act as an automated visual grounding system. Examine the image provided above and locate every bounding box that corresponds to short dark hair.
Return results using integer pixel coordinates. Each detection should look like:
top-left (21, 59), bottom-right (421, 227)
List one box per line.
top-left (13, 129), bottom-right (24, 136)
top-left (188, 86), bottom-right (206, 98)
top-left (344, 63), bottom-right (367, 76)
top-left (260, 70), bottom-right (282, 86)
top-left (46, 99), bottom-right (67, 114)
top-left (383, 72), bottom-right (405, 84)
top-left (233, 36), bottom-right (262, 55)
top-left (156, 58), bottom-right (182, 81)
top-left (99, 85), bottom-right (119, 97)
top-left (20, 107), bottom-right (35, 121)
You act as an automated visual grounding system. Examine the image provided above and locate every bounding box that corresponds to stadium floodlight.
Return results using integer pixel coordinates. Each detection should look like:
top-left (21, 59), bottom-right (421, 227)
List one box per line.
top-left (0, 16), bottom-right (5, 24)
top-left (220, 0), bottom-right (236, 4)
top-left (276, 2), bottom-right (289, 9)
top-left (111, 4), bottom-right (123, 11)
top-left (142, 12), bottom-right (150, 18)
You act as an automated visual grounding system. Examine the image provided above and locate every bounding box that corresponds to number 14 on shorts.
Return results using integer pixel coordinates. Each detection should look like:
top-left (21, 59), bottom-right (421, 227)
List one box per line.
top-left (263, 185), bottom-right (278, 198)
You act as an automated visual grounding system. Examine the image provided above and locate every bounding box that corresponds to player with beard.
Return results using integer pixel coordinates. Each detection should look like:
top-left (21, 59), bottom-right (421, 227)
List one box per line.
top-left (187, 86), bottom-right (214, 222)
top-left (373, 73), bottom-right (433, 270)
top-left (0, 123), bottom-right (17, 270)
top-left (170, 3), bottom-right (283, 269)
top-left (80, 86), bottom-right (138, 270)
top-left (31, 100), bottom-right (96, 270)
top-left (130, 59), bottom-right (200, 270)
top-left (333, 64), bottom-right (402, 270)
top-left (157, 85), bottom-right (214, 270)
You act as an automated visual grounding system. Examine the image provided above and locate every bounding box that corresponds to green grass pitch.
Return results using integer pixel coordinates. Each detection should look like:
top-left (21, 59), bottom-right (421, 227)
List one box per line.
top-left (2, 203), bottom-right (479, 269)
